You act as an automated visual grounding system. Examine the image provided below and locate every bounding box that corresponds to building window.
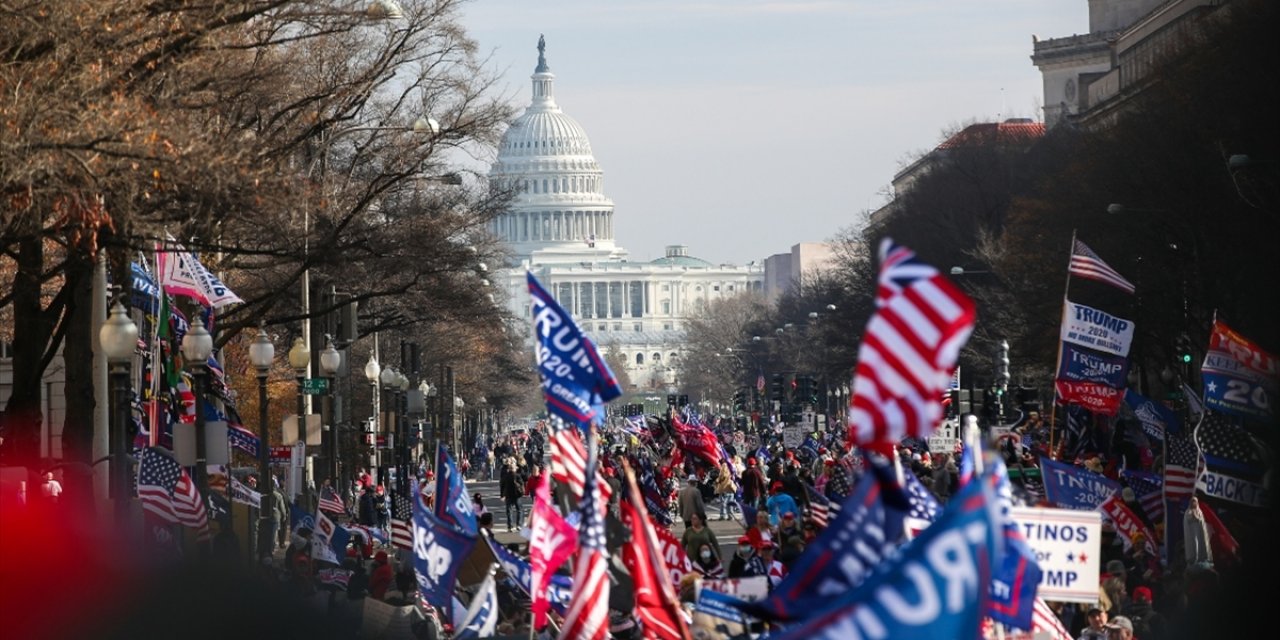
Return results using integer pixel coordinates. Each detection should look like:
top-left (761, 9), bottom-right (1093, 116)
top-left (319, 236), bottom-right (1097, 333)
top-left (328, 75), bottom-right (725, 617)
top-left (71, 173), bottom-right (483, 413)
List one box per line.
top-left (713, 285), bottom-right (720, 292)
top-left (661, 284), bottom-right (670, 291)
top-left (653, 353), bottom-right (662, 362)
top-left (634, 323), bottom-right (642, 332)
top-left (613, 323), bottom-right (621, 331)
top-left (635, 353), bottom-right (645, 365)
top-left (598, 324), bottom-right (607, 331)
top-left (663, 322), bottom-right (673, 331)
top-left (661, 300), bottom-right (671, 314)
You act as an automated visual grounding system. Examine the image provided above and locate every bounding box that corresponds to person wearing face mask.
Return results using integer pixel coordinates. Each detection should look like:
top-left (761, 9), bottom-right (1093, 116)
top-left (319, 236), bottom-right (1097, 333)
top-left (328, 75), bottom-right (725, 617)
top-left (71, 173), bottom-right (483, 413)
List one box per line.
top-left (693, 542), bottom-right (725, 579)
top-left (681, 512), bottom-right (720, 563)
top-left (728, 536), bottom-right (764, 578)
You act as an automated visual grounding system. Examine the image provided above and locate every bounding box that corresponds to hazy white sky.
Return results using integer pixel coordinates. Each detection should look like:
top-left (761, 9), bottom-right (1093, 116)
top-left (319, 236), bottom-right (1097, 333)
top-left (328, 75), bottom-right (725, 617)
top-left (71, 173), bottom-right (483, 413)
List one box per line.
top-left (459, 0), bottom-right (1089, 265)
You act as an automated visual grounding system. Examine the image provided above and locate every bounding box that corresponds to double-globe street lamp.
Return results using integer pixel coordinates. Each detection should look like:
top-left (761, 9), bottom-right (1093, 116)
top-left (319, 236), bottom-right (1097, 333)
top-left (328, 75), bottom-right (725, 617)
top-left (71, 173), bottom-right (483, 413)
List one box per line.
top-left (248, 327), bottom-right (275, 560)
top-left (100, 301), bottom-right (139, 525)
top-left (319, 338), bottom-right (342, 487)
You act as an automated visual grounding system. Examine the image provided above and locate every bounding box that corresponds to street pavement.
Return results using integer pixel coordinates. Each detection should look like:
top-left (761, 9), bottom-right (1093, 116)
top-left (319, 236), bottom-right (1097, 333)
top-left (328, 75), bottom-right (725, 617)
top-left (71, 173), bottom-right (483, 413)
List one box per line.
top-left (468, 476), bottom-right (750, 552)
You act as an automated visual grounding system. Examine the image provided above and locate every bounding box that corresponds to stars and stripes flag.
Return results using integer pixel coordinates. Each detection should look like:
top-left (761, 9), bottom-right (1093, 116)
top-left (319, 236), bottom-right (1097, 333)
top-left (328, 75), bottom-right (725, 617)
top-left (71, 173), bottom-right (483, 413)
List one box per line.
top-left (318, 486), bottom-right (346, 515)
top-left (802, 483), bottom-right (839, 530)
top-left (138, 447), bottom-right (210, 542)
top-left (1031, 598), bottom-right (1072, 640)
top-left (455, 566), bottom-right (501, 640)
top-left (389, 493), bottom-right (414, 550)
top-left (1164, 429), bottom-right (1200, 503)
top-left (848, 239), bottom-right (976, 451)
top-left (1068, 239), bottom-right (1135, 294)
top-left (549, 417), bottom-right (612, 502)
top-left (1121, 469), bottom-right (1166, 525)
top-left (558, 428), bottom-right (611, 640)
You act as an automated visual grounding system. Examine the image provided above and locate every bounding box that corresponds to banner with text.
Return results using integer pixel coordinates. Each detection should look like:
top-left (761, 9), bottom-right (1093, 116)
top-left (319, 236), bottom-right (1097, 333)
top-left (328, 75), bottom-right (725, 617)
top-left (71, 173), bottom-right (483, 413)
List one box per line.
top-left (1060, 299), bottom-right (1135, 358)
top-left (1009, 507), bottom-right (1101, 603)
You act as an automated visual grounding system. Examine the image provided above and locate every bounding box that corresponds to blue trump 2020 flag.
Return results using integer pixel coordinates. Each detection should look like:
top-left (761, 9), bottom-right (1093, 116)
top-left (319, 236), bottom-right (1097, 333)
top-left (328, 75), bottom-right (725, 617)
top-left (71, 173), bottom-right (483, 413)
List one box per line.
top-left (434, 444), bottom-right (477, 534)
top-left (773, 467), bottom-right (1004, 640)
top-left (528, 272), bottom-right (622, 432)
top-left (412, 490), bottom-right (477, 616)
top-left (1039, 456), bottom-right (1120, 511)
top-left (742, 469), bottom-right (898, 621)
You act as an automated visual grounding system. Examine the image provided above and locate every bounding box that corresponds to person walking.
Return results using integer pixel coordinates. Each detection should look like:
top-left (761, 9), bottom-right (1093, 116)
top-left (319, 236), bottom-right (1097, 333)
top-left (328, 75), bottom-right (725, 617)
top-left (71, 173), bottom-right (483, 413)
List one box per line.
top-left (714, 463), bottom-right (738, 521)
top-left (500, 461), bottom-right (523, 531)
top-left (678, 474), bottom-right (706, 529)
top-left (740, 457), bottom-right (767, 509)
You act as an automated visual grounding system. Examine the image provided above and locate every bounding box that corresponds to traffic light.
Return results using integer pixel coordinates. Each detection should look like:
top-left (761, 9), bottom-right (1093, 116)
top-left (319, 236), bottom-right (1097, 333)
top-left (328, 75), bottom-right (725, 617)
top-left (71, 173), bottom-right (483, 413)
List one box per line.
top-left (770, 374), bottom-right (784, 402)
top-left (733, 388), bottom-right (748, 412)
top-left (795, 376), bottom-right (811, 405)
top-left (785, 373), bottom-right (797, 402)
top-left (1175, 333), bottom-right (1193, 364)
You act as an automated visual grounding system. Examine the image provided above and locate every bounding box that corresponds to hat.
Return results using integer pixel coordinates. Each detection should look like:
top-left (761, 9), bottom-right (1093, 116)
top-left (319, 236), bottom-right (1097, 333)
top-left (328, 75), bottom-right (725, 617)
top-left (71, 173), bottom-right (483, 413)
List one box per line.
top-left (771, 481), bottom-right (783, 491)
top-left (1105, 559), bottom-right (1126, 575)
top-left (688, 474), bottom-right (698, 482)
top-left (818, 447), bottom-right (827, 454)
top-left (375, 550), bottom-right (389, 564)
top-left (761, 541), bottom-right (777, 551)
top-left (1105, 616), bottom-right (1134, 632)
top-left (1086, 605), bottom-right (1104, 615)
top-left (782, 512), bottom-right (796, 520)
top-left (737, 536), bottom-right (752, 545)
top-left (1132, 586), bottom-right (1152, 603)
top-left (747, 457), bottom-right (757, 466)
top-left (824, 459), bottom-right (836, 466)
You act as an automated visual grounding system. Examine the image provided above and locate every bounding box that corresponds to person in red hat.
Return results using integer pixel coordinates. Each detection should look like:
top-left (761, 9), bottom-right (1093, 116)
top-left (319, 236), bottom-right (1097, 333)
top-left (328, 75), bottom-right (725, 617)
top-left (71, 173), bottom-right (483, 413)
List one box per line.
top-left (1120, 584), bottom-right (1164, 638)
top-left (741, 456), bottom-right (767, 508)
top-left (765, 481), bottom-right (799, 527)
top-left (728, 535), bottom-right (765, 578)
top-left (369, 550), bottom-right (394, 600)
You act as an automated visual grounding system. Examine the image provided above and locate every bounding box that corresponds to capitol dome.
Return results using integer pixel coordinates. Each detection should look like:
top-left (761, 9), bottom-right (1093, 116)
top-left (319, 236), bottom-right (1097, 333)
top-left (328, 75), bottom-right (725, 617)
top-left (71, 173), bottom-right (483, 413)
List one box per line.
top-left (488, 36), bottom-right (624, 264)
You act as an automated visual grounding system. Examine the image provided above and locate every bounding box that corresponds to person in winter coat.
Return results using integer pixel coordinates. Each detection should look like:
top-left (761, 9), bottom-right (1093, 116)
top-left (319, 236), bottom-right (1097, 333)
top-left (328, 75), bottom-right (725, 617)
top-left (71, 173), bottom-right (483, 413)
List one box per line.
top-left (677, 474), bottom-right (706, 528)
top-left (500, 462), bottom-right (523, 531)
top-left (740, 457), bottom-right (768, 508)
top-left (357, 486), bottom-right (377, 526)
top-left (931, 453), bottom-right (955, 503)
top-left (714, 463), bottom-right (738, 521)
top-left (680, 513), bottom-right (720, 562)
top-left (369, 550), bottom-right (394, 600)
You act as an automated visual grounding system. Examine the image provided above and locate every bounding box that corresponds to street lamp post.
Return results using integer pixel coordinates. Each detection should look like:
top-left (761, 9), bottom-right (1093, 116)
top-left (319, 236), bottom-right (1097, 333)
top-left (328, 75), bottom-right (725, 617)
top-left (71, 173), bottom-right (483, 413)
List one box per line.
top-left (364, 356), bottom-right (381, 484)
top-left (319, 337), bottom-right (341, 487)
top-left (287, 338), bottom-right (311, 499)
top-left (395, 370), bottom-right (409, 497)
top-left (181, 319), bottom-right (215, 530)
top-left (248, 327), bottom-right (275, 559)
top-left (380, 366), bottom-right (398, 487)
top-left (100, 302), bottom-right (138, 526)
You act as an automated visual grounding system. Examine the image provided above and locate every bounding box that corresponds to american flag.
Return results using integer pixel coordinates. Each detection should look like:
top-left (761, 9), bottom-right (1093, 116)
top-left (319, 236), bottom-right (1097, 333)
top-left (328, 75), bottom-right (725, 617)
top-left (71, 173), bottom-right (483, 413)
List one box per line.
top-left (1196, 411), bottom-right (1268, 479)
top-left (1068, 239), bottom-right (1135, 294)
top-left (549, 418), bottom-right (612, 502)
top-left (318, 485), bottom-right (346, 515)
top-left (317, 567), bottom-right (353, 589)
top-left (558, 430), bottom-right (610, 640)
top-left (1164, 429), bottom-right (1200, 503)
top-left (137, 447), bottom-right (210, 541)
top-left (1121, 469), bottom-right (1165, 525)
top-left (390, 493), bottom-right (414, 550)
top-left (848, 239), bottom-right (975, 447)
top-left (803, 483), bottom-right (839, 530)
top-left (1031, 597), bottom-right (1072, 640)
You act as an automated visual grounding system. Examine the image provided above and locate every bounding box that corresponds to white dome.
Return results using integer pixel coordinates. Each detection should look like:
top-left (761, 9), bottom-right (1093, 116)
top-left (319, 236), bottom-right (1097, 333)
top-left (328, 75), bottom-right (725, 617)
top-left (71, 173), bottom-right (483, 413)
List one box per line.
top-left (488, 37), bottom-right (624, 264)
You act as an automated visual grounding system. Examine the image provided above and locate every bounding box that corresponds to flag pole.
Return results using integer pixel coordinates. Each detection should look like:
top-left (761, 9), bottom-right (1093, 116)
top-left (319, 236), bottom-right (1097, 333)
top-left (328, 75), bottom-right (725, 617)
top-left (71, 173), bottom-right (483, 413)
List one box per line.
top-left (1049, 230), bottom-right (1079, 459)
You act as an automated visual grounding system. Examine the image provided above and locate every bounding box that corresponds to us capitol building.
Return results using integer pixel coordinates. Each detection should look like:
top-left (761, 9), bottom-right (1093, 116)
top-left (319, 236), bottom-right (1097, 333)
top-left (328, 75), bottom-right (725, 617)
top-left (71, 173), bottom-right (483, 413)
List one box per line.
top-left (489, 38), bottom-right (764, 392)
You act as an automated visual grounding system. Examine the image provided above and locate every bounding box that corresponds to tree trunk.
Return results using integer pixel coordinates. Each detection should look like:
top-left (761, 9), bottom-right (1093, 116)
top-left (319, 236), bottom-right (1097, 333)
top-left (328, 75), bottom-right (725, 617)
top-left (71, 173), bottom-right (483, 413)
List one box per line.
top-left (61, 254), bottom-right (97, 510)
top-left (3, 232), bottom-right (52, 470)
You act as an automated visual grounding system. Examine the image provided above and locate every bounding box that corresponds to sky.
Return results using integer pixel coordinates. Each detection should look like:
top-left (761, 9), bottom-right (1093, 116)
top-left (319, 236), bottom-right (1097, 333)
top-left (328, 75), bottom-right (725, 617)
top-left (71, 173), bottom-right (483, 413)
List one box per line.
top-left (457, 0), bottom-right (1089, 265)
